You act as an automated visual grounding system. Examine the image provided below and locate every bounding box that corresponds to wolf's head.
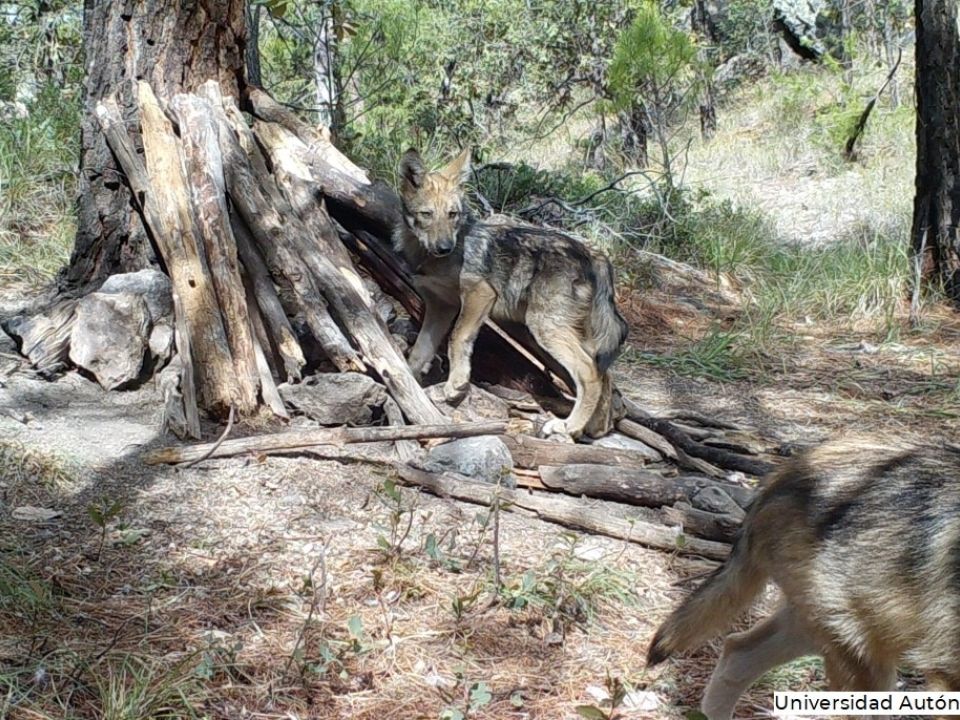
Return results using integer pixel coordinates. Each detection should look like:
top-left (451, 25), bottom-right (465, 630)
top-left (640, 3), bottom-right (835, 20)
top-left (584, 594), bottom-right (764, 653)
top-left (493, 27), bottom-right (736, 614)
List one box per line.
top-left (398, 148), bottom-right (471, 258)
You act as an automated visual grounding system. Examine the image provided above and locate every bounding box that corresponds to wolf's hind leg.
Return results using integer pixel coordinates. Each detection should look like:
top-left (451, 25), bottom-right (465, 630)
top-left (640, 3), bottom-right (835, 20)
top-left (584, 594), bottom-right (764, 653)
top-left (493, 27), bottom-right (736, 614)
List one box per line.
top-left (527, 322), bottom-right (601, 440)
top-left (701, 603), bottom-right (816, 720)
top-left (443, 278), bottom-right (496, 403)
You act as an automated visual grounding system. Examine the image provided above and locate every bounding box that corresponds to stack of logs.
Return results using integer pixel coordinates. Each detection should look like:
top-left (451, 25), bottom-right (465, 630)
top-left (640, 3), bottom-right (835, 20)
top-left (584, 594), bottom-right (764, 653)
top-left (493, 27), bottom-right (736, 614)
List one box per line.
top-left (89, 80), bottom-right (775, 560)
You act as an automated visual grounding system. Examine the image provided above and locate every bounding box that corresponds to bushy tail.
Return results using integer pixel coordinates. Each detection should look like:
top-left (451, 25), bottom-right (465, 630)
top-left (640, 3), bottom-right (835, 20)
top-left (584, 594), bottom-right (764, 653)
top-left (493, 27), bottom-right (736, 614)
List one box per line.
top-left (647, 526), bottom-right (767, 666)
top-left (590, 257), bottom-right (628, 373)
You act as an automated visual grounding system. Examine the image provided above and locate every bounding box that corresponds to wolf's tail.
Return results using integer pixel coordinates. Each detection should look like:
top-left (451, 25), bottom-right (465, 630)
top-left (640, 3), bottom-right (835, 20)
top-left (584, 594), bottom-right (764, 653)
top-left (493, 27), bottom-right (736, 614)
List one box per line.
top-left (590, 257), bottom-right (629, 373)
top-left (646, 520), bottom-right (768, 666)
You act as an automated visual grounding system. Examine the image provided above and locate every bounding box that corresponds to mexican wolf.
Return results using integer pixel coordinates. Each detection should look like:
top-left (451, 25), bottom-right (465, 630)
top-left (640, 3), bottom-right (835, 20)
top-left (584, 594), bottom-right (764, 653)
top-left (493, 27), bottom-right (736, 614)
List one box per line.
top-left (647, 439), bottom-right (960, 719)
top-left (393, 148), bottom-right (628, 439)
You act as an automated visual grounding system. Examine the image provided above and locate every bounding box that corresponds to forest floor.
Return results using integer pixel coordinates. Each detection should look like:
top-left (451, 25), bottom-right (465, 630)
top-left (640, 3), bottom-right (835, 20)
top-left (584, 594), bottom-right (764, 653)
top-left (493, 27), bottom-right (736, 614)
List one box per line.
top-left (2, 269), bottom-right (958, 720)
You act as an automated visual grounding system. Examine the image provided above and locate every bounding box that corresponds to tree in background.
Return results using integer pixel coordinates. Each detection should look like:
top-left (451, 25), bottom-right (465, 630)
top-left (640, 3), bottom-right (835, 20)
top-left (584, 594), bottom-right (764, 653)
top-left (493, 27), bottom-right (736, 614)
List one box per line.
top-left (62, 0), bottom-right (247, 292)
top-left (606, 2), bottom-right (699, 188)
top-left (911, 0), bottom-right (960, 307)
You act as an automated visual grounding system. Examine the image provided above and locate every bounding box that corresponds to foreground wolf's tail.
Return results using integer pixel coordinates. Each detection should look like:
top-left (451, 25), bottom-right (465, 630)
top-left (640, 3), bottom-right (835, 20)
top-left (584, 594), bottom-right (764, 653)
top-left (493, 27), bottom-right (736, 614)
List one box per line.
top-left (591, 258), bottom-right (629, 373)
top-left (646, 522), bottom-right (768, 665)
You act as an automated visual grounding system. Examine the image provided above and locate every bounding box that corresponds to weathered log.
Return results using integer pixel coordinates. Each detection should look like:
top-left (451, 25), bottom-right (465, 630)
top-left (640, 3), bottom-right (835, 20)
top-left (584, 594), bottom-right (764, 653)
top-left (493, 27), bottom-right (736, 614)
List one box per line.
top-left (142, 420), bottom-right (507, 465)
top-left (242, 275), bottom-right (289, 419)
top-left (396, 465), bottom-right (730, 560)
top-left (136, 82), bottom-right (238, 417)
top-left (95, 96), bottom-right (202, 435)
top-left (207, 91), bottom-right (362, 374)
top-left (661, 502), bottom-right (740, 544)
top-left (233, 217), bottom-right (305, 383)
top-left (537, 464), bottom-right (754, 510)
top-left (501, 434), bottom-right (654, 470)
top-left (624, 399), bottom-right (776, 477)
top-left (215, 104), bottom-right (444, 425)
top-left (170, 92), bottom-right (259, 413)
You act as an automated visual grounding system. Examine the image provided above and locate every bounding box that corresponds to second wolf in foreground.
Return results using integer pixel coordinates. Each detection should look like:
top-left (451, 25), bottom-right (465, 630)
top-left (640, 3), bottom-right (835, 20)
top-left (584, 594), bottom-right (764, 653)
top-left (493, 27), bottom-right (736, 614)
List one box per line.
top-left (648, 439), bottom-right (960, 719)
top-left (393, 148), bottom-right (628, 439)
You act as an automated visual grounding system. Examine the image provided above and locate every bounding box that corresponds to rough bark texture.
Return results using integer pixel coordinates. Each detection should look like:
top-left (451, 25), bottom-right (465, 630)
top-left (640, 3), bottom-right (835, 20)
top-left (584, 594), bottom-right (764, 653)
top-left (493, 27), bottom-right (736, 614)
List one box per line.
top-left (64, 0), bottom-right (246, 292)
top-left (912, 0), bottom-right (960, 300)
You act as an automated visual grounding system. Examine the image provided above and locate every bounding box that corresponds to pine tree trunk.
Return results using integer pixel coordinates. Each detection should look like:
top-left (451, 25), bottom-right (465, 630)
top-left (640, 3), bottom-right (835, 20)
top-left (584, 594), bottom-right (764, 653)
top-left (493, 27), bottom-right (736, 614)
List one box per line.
top-left (911, 0), bottom-right (960, 301)
top-left (62, 0), bottom-right (247, 293)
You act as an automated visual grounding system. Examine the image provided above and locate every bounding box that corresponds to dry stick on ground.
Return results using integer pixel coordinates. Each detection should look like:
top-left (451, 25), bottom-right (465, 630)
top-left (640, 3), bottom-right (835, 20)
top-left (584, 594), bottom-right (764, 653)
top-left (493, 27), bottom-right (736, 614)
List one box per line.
top-left (396, 466), bottom-right (731, 560)
top-left (501, 434), bottom-right (659, 469)
top-left (142, 420), bottom-right (508, 465)
top-left (178, 405), bottom-right (236, 469)
top-left (94, 97), bottom-right (201, 438)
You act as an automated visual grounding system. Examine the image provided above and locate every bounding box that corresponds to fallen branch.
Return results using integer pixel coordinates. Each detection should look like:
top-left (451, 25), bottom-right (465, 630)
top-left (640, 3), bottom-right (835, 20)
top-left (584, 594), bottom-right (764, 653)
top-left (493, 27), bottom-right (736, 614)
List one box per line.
top-left (845, 48), bottom-right (902, 161)
top-left (624, 399), bottom-right (775, 477)
top-left (396, 465), bottom-right (730, 560)
top-left (501, 434), bottom-right (658, 469)
top-left (143, 420), bottom-right (508, 465)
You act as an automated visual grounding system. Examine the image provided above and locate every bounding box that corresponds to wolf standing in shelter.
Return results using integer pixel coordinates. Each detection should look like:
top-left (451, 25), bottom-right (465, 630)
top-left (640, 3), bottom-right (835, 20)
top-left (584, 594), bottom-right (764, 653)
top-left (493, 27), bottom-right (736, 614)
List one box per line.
top-left (393, 148), bottom-right (628, 439)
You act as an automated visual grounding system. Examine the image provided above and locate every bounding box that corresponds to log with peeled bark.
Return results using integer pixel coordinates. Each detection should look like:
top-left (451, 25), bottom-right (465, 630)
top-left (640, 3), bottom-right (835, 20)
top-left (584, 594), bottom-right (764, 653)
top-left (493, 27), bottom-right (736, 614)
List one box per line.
top-left (395, 465), bottom-right (731, 560)
top-left (169, 92), bottom-right (260, 413)
top-left (136, 82), bottom-right (245, 418)
top-left (142, 420), bottom-right (507, 465)
top-left (500, 434), bottom-right (657, 469)
top-left (537, 464), bottom-right (754, 510)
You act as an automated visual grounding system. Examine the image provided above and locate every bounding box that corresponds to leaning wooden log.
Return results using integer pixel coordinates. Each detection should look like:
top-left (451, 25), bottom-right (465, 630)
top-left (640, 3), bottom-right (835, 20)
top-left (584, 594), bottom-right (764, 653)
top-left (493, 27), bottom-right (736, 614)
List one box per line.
top-left (211, 94), bottom-right (445, 425)
top-left (169, 92), bottom-right (260, 414)
top-left (142, 420), bottom-right (508, 465)
top-left (208, 95), bottom-right (362, 374)
top-left (537, 464), bottom-right (754, 509)
top-left (396, 465), bottom-right (731, 560)
top-left (95, 96), bottom-right (204, 436)
top-left (135, 82), bottom-right (240, 417)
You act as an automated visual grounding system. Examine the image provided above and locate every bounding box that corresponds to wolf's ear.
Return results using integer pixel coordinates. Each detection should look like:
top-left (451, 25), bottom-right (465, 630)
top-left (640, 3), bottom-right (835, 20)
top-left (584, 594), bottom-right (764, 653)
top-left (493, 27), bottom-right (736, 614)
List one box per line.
top-left (441, 147), bottom-right (472, 186)
top-left (399, 148), bottom-right (426, 190)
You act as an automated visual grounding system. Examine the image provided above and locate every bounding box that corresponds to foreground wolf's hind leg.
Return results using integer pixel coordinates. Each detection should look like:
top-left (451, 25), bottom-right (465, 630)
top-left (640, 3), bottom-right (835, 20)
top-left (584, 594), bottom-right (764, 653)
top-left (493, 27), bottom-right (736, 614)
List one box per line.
top-left (443, 278), bottom-right (496, 403)
top-left (701, 604), bottom-right (816, 720)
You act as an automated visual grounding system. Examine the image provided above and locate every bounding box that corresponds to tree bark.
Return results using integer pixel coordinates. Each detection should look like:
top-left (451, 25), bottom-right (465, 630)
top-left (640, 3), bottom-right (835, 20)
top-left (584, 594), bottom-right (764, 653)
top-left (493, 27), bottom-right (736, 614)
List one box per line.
top-left (64, 0), bottom-right (247, 293)
top-left (911, 0), bottom-right (960, 302)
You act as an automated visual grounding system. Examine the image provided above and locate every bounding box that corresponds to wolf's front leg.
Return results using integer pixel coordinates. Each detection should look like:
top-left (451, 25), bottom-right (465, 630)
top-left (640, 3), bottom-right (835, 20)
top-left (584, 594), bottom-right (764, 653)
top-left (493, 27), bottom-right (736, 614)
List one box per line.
top-left (408, 296), bottom-right (459, 380)
top-left (444, 278), bottom-right (497, 404)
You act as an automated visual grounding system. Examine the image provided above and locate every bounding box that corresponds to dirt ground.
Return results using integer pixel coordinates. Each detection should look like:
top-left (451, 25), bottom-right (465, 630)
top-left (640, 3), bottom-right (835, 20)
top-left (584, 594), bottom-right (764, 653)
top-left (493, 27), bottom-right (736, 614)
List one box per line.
top-left (1, 279), bottom-right (959, 720)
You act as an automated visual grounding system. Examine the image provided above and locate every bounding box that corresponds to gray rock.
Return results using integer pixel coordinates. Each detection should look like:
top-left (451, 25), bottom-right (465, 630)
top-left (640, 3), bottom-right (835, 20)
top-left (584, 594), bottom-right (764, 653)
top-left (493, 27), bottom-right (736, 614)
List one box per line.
top-left (0, 325), bottom-right (16, 355)
top-left (69, 292), bottom-right (150, 390)
top-left (713, 54), bottom-right (766, 95)
top-left (691, 486), bottom-right (746, 520)
top-left (3, 301), bottom-right (76, 376)
top-left (773, 0), bottom-right (841, 61)
top-left (591, 433), bottom-right (664, 462)
top-left (100, 269), bottom-right (173, 322)
top-left (422, 436), bottom-right (515, 486)
top-left (279, 372), bottom-right (387, 425)
top-left (426, 383), bottom-right (511, 422)
top-left (148, 321), bottom-right (174, 368)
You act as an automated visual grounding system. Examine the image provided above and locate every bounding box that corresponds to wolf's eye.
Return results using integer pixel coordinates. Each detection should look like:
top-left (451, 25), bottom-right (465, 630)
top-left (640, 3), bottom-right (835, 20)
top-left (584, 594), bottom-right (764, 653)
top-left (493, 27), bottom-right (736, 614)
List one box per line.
top-left (417, 209), bottom-right (434, 219)
top-left (448, 210), bottom-right (460, 219)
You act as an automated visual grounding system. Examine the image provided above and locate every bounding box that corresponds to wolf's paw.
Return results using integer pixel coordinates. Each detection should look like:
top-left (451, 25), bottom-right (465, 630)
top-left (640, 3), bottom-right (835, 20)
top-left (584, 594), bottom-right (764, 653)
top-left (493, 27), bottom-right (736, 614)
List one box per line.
top-left (540, 418), bottom-right (575, 443)
top-left (442, 380), bottom-right (469, 405)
